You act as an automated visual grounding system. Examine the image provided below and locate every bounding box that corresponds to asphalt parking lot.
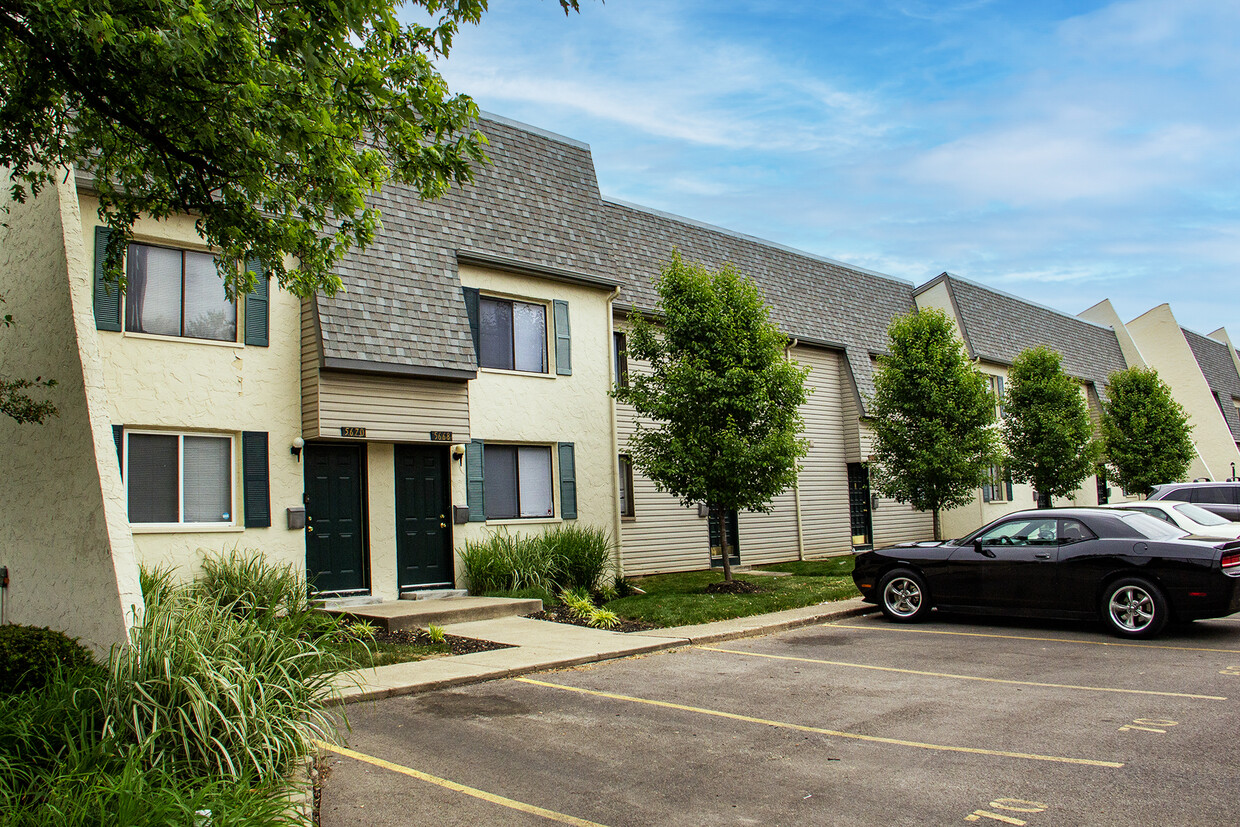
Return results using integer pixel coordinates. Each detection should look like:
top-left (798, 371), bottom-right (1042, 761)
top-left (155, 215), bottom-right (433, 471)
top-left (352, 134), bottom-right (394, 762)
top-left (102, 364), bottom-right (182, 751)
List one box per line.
top-left (321, 611), bottom-right (1240, 826)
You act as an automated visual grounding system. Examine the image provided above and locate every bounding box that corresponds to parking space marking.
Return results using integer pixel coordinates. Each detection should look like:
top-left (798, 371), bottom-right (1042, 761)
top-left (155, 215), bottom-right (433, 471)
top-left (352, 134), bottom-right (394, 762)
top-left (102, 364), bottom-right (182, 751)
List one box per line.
top-left (313, 740), bottom-right (612, 827)
top-left (699, 646), bottom-right (1226, 700)
top-left (830, 622), bottom-right (1240, 654)
top-left (514, 678), bottom-right (1124, 768)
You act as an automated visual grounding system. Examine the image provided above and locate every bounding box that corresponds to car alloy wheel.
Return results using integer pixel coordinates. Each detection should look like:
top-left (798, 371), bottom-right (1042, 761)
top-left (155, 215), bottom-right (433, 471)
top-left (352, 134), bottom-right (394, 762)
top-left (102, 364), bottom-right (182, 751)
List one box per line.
top-left (1102, 577), bottom-right (1168, 638)
top-left (879, 568), bottom-right (929, 622)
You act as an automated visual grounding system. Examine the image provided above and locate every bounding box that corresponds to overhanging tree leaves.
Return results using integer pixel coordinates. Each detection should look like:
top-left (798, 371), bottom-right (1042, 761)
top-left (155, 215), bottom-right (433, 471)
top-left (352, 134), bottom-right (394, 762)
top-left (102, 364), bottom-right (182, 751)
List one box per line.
top-left (613, 252), bottom-right (809, 583)
top-left (1, 0), bottom-right (578, 298)
top-left (1100, 366), bottom-right (1194, 495)
top-left (1002, 346), bottom-right (1099, 508)
top-left (866, 309), bottom-right (1002, 540)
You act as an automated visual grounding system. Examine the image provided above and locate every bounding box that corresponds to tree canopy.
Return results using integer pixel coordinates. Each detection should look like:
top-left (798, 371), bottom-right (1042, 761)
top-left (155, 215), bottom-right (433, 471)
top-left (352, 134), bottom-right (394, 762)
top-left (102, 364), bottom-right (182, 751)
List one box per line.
top-left (1001, 346), bottom-right (1099, 508)
top-left (613, 252), bottom-right (809, 581)
top-left (866, 309), bottom-right (1002, 540)
top-left (1100, 366), bottom-right (1194, 495)
top-left (1, 0), bottom-right (577, 298)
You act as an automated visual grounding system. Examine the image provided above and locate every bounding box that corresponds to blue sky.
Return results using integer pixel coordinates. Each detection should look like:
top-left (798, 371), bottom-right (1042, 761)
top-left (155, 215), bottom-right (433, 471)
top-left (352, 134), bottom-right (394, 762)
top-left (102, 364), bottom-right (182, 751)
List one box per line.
top-left (413, 0), bottom-right (1239, 335)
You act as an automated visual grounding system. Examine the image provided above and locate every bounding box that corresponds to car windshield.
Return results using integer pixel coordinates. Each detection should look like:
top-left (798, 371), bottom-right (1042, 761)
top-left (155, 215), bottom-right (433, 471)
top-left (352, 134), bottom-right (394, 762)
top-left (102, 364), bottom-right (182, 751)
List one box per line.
top-left (1173, 503), bottom-right (1231, 526)
top-left (1119, 512), bottom-right (1189, 540)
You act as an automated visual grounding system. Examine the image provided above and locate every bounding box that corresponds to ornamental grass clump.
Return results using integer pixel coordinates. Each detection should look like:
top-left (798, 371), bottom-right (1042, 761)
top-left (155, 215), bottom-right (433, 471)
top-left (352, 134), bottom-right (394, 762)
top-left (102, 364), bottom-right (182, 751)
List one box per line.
top-left (102, 560), bottom-right (349, 781)
top-left (544, 524), bottom-right (614, 593)
top-left (460, 531), bottom-right (559, 593)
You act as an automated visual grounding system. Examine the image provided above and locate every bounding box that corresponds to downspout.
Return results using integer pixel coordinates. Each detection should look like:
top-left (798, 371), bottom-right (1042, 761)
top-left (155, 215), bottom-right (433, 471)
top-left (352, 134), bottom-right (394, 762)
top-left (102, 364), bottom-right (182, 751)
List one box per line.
top-left (786, 338), bottom-right (805, 561)
top-left (607, 287), bottom-right (625, 575)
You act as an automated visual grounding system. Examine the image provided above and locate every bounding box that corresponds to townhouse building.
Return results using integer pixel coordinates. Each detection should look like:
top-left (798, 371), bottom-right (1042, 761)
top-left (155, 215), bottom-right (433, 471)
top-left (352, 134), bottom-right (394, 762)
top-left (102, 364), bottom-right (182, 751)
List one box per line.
top-left (3, 112), bottom-right (1235, 650)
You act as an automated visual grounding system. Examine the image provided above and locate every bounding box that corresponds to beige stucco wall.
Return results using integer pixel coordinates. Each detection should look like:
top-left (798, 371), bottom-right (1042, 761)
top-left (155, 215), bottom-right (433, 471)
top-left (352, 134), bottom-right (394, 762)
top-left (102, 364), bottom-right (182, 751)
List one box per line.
top-left (1126, 305), bottom-right (1240, 482)
top-left (366, 442), bottom-right (399, 599)
top-left (79, 195), bottom-right (307, 579)
top-left (449, 265), bottom-right (619, 580)
top-left (0, 173), bottom-right (142, 654)
top-left (1079, 299), bottom-right (1147, 370)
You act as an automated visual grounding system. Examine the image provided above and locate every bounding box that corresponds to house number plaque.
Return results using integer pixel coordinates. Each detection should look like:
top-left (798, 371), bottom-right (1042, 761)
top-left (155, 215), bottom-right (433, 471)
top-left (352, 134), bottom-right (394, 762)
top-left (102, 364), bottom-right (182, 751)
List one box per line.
top-left (429, 431), bottom-right (453, 442)
top-left (340, 426), bottom-right (367, 438)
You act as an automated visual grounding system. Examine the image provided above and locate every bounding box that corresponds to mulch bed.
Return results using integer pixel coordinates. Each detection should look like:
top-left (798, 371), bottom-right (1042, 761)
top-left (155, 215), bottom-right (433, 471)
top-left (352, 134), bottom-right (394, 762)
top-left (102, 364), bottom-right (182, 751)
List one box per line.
top-left (371, 627), bottom-right (513, 655)
top-left (704, 579), bottom-right (766, 595)
top-left (525, 606), bottom-right (660, 633)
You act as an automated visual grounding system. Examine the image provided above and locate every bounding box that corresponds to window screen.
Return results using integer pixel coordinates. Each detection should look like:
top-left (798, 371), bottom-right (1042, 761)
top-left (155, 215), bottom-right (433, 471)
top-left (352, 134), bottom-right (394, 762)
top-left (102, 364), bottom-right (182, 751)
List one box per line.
top-left (183, 436), bottom-right (232, 522)
top-left (517, 446), bottom-right (553, 517)
top-left (127, 433), bottom-right (179, 522)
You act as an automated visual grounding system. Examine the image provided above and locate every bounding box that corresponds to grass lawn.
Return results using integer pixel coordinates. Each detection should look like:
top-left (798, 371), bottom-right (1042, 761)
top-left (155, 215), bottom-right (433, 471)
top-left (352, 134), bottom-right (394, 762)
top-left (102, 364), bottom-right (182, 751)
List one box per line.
top-left (605, 555), bottom-right (859, 627)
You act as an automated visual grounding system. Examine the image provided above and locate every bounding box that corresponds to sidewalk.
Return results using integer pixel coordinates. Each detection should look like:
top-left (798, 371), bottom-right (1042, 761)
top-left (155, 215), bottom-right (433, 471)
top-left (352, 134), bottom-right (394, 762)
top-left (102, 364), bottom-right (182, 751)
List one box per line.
top-left (332, 597), bottom-right (876, 703)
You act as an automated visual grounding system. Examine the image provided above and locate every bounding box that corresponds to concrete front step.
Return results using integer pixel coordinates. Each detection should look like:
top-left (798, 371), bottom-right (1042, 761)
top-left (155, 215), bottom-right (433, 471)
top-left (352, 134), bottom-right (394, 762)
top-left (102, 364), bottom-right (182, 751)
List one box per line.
top-left (399, 588), bottom-right (468, 600)
top-left (320, 596), bottom-right (543, 632)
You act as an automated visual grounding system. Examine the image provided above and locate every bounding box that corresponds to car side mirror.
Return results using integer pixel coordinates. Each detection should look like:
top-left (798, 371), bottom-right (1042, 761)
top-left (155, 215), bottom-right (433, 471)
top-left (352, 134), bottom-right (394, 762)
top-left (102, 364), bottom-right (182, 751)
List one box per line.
top-left (973, 539), bottom-right (984, 554)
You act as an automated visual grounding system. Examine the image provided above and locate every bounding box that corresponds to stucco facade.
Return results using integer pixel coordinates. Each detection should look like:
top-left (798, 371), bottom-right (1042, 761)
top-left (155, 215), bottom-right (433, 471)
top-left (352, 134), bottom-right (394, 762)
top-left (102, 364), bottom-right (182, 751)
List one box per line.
top-left (0, 174), bottom-right (142, 654)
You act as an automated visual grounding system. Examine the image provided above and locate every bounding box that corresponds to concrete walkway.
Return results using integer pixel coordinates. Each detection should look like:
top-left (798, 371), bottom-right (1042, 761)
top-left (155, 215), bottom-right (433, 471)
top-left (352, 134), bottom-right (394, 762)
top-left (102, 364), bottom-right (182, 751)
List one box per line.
top-left (333, 597), bottom-right (876, 703)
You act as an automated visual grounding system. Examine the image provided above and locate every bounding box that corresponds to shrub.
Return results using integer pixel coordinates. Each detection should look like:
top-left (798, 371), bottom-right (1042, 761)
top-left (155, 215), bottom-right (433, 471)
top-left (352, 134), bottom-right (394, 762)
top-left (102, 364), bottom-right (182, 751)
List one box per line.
top-left (0, 624), bottom-right (96, 694)
top-left (199, 548), bottom-right (333, 640)
top-left (544, 525), bottom-right (614, 592)
top-left (459, 531), bottom-right (558, 593)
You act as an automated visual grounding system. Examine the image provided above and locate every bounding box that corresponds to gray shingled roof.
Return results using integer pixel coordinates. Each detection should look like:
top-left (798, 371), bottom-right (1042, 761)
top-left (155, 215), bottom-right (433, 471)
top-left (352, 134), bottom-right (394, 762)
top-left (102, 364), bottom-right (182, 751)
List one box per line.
top-left (922, 274), bottom-right (1129, 399)
top-left (314, 115), bottom-right (616, 377)
top-left (1183, 328), bottom-right (1240, 439)
top-left (602, 199), bottom-right (917, 409)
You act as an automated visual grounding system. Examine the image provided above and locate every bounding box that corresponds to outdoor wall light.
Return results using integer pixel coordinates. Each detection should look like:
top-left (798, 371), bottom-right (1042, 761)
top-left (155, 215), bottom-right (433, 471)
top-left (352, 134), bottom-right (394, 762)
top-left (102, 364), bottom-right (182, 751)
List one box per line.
top-left (451, 443), bottom-right (466, 461)
top-left (290, 437), bottom-right (305, 460)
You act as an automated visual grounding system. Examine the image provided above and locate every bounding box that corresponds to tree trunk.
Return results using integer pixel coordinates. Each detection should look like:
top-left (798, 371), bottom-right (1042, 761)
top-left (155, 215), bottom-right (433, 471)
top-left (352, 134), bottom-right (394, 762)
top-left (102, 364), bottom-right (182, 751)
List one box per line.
top-left (932, 508), bottom-right (941, 542)
top-left (715, 505), bottom-right (734, 582)
top-left (1037, 491), bottom-right (1051, 509)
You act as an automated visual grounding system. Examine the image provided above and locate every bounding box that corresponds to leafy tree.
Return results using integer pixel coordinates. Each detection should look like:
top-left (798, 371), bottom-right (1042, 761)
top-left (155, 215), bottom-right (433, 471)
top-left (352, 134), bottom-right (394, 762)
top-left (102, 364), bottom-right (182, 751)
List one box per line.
top-left (613, 252), bottom-right (809, 582)
top-left (866, 309), bottom-right (1002, 540)
top-left (1002, 346), bottom-right (1099, 508)
top-left (1, 0), bottom-right (578, 298)
top-left (1100, 366), bottom-right (1194, 495)
top-left (1, 294), bottom-right (57, 424)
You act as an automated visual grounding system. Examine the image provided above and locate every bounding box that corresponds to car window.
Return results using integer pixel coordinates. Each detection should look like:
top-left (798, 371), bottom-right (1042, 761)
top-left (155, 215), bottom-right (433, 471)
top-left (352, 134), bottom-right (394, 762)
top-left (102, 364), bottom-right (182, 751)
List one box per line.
top-left (1159, 487), bottom-right (1190, 502)
top-left (1118, 512), bottom-right (1188, 540)
top-left (1173, 502), bottom-right (1230, 526)
top-left (977, 517), bottom-right (1058, 546)
top-left (1132, 506), bottom-right (1177, 525)
top-left (1192, 486), bottom-right (1234, 505)
top-left (1059, 519), bottom-right (1095, 543)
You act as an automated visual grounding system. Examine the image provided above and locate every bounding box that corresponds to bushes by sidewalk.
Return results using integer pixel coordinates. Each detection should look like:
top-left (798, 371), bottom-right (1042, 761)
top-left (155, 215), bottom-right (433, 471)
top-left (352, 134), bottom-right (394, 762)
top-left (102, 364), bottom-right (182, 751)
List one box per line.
top-left (460, 525), bottom-right (618, 596)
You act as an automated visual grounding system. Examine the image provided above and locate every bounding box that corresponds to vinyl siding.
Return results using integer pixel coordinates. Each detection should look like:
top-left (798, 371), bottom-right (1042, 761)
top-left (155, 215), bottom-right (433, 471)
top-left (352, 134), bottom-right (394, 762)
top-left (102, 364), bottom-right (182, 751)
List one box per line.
top-left (792, 346), bottom-right (854, 558)
top-left (873, 496), bottom-right (934, 546)
top-left (301, 299), bottom-right (320, 436)
top-left (313, 372), bottom-right (470, 443)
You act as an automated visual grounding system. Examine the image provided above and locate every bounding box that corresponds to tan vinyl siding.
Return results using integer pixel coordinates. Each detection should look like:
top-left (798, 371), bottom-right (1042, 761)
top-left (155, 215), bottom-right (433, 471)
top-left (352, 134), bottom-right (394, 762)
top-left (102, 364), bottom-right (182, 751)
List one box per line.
top-left (873, 497), bottom-right (934, 546)
top-left (301, 299), bottom-right (320, 436)
top-left (794, 346), bottom-right (854, 558)
top-left (841, 364), bottom-right (863, 464)
top-left (314, 371), bottom-right (470, 442)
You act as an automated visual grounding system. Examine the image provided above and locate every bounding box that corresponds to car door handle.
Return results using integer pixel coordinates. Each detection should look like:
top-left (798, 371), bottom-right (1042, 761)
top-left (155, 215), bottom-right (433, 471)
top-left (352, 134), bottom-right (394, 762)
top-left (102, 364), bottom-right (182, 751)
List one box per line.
top-left (1035, 552), bottom-right (1050, 559)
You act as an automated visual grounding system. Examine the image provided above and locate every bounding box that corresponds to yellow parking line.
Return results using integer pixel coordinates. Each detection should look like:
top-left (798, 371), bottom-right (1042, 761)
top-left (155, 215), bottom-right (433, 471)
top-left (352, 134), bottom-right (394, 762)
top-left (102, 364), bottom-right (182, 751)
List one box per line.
top-left (514, 678), bottom-right (1123, 768)
top-left (313, 740), bottom-right (611, 827)
top-left (831, 622), bottom-right (1240, 654)
top-left (699, 646), bottom-right (1227, 700)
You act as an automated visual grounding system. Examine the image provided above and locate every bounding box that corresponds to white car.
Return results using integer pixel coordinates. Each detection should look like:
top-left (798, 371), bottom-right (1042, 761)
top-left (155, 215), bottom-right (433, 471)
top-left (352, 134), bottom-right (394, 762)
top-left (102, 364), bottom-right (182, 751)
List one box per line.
top-left (1103, 501), bottom-right (1240, 540)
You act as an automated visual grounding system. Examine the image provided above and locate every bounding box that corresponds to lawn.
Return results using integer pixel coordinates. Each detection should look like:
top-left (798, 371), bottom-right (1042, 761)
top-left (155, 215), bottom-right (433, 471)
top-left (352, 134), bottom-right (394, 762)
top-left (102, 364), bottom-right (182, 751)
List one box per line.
top-left (604, 554), bottom-right (859, 627)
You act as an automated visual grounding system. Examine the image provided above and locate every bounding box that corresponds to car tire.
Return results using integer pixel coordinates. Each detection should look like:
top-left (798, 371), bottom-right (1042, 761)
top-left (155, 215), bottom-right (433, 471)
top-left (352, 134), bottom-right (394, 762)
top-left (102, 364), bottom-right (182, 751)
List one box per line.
top-left (878, 568), bottom-right (931, 623)
top-left (1101, 577), bottom-right (1169, 639)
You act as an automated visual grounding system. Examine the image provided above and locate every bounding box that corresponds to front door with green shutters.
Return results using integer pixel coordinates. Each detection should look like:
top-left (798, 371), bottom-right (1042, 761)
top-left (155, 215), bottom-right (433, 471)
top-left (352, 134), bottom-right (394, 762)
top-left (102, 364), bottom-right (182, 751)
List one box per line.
top-left (304, 444), bottom-right (367, 593)
top-left (395, 445), bottom-right (453, 591)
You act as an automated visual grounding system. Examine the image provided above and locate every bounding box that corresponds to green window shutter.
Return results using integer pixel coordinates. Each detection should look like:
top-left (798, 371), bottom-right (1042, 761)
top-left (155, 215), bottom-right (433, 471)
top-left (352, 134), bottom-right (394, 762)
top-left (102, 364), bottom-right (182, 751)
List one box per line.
top-left (462, 287), bottom-right (481, 366)
top-left (558, 442), bottom-right (577, 520)
top-left (113, 425), bottom-right (124, 475)
top-left (466, 439), bottom-right (486, 521)
top-left (553, 300), bottom-right (572, 376)
top-left (244, 258), bottom-right (269, 347)
top-left (1005, 470), bottom-right (1014, 501)
top-left (242, 431), bottom-right (271, 528)
top-left (93, 227), bottom-right (122, 331)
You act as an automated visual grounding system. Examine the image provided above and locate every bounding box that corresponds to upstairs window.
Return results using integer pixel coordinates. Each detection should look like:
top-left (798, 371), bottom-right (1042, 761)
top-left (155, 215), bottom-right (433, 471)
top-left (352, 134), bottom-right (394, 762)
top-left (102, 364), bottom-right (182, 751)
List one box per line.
top-left (618, 454), bottom-right (636, 518)
top-left (614, 331), bottom-right (629, 388)
top-left (479, 297), bottom-right (546, 373)
top-left (988, 374), bottom-right (1006, 419)
top-left (125, 243), bottom-right (236, 342)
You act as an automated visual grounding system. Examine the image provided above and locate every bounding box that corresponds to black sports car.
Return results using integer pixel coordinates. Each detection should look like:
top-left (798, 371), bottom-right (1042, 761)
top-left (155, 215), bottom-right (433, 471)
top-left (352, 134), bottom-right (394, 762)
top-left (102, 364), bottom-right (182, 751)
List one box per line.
top-left (852, 508), bottom-right (1240, 638)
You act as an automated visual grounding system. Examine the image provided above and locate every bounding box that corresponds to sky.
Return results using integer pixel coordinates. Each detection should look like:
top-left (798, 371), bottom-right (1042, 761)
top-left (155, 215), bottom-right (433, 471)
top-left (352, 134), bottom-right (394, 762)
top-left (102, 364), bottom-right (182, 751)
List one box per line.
top-left (409, 0), bottom-right (1240, 336)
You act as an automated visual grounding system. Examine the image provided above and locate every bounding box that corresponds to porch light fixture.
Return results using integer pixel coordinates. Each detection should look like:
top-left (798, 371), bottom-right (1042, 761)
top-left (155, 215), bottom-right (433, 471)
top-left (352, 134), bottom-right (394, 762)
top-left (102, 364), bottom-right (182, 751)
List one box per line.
top-left (290, 437), bottom-right (305, 460)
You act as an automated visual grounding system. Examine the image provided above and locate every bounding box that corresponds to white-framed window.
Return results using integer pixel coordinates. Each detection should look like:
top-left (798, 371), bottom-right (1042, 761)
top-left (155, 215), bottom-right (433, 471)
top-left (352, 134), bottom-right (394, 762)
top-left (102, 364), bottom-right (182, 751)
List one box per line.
top-left (479, 297), bottom-right (547, 373)
top-left (124, 431), bottom-right (235, 525)
top-left (982, 465), bottom-right (1011, 503)
top-left (988, 374), bottom-right (1006, 420)
top-left (125, 242), bottom-right (237, 342)
top-left (483, 444), bottom-right (554, 519)
top-left (614, 331), bottom-right (629, 388)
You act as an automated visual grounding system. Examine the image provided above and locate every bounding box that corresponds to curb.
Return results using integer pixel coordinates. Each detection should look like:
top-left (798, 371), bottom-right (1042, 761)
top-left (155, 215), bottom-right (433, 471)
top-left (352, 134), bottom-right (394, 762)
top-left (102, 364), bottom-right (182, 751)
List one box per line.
top-left (334, 600), bottom-right (879, 704)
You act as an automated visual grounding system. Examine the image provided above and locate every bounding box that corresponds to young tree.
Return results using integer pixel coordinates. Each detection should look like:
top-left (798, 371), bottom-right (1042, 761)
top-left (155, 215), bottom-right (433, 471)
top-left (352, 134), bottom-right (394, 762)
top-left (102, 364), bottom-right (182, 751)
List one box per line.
top-left (866, 309), bottom-right (1002, 540)
top-left (1100, 367), bottom-right (1194, 495)
top-left (1002, 346), bottom-right (1099, 508)
top-left (613, 253), bottom-right (809, 582)
top-left (1, 0), bottom-right (579, 298)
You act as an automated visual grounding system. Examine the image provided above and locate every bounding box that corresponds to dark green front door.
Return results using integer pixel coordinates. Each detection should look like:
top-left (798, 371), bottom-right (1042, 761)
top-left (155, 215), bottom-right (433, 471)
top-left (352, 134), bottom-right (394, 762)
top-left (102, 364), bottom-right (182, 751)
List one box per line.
top-left (395, 445), bottom-right (453, 590)
top-left (304, 444), bottom-right (367, 593)
top-left (709, 509), bottom-right (740, 568)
